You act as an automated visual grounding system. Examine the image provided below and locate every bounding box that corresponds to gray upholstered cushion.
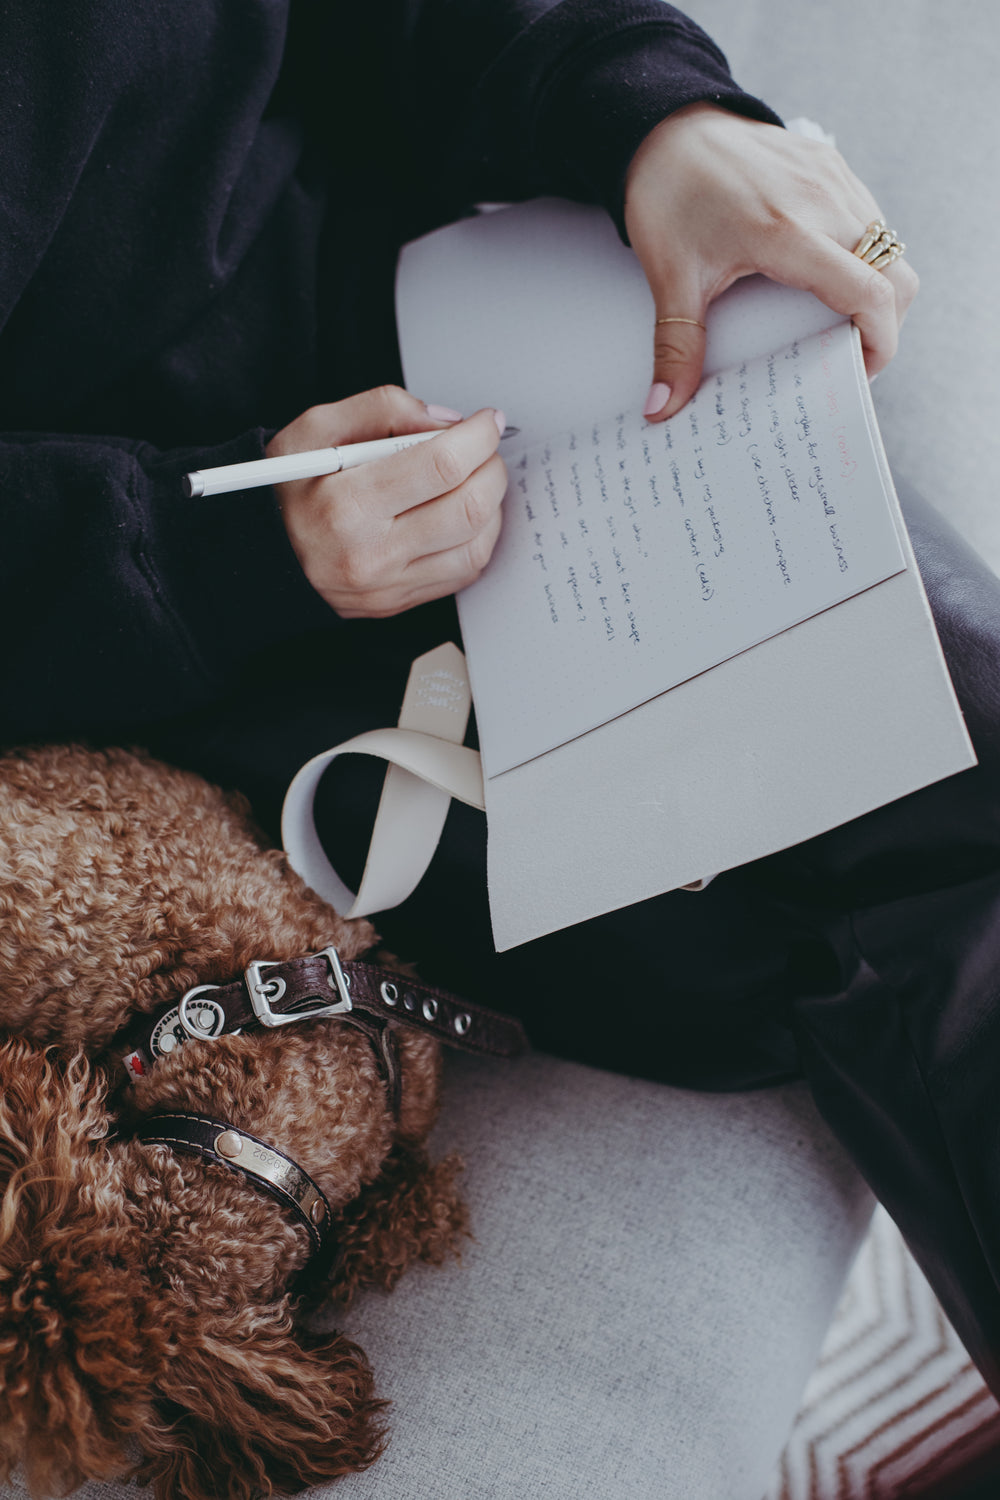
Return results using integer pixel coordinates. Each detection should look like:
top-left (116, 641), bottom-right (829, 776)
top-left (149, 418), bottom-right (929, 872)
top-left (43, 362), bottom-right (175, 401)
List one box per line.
top-left (331, 1055), bottom-right (872, 1500)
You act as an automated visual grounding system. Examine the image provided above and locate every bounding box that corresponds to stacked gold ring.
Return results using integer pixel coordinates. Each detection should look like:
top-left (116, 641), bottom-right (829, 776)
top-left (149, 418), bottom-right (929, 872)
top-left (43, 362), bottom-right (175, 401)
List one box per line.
top-left (852, 218), bottom-right (906, 271)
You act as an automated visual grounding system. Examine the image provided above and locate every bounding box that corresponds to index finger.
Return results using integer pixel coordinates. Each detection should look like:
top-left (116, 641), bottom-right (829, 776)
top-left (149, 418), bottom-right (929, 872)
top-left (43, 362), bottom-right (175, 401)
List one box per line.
top-left (337, 407), bottom-right (505, 520)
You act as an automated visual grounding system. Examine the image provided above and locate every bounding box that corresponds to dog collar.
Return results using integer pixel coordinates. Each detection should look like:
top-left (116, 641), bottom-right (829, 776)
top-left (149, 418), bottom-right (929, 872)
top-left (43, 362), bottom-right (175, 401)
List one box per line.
top-left (117, 950), bottom-right (524, 1277)
top-left (118, 946), bottom-right (526, 1101)
top-left (135, 1111), bottom-right (333, 1257)
top-left (118, 950), bottom-right (525, 1275)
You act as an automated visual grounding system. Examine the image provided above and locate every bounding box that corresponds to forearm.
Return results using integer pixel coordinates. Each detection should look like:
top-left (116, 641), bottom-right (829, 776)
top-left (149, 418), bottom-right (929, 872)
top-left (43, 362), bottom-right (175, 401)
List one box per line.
top-left (402, 0), bottom-right (782, 228)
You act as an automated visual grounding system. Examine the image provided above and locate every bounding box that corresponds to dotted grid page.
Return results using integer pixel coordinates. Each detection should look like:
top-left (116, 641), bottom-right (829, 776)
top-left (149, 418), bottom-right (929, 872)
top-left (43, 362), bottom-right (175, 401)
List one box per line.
top-left (459, 322), bottom-right (906, 777)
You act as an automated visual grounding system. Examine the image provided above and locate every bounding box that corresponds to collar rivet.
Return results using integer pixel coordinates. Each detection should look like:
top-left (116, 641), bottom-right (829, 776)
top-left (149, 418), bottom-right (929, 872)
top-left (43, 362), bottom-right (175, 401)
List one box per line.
top-left (216, 1130), bottom-right (244, 1160)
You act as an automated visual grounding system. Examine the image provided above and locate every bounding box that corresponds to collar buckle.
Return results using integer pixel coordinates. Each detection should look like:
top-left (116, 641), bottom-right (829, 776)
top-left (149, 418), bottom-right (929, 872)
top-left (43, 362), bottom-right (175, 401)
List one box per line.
top-left (245, 946), bottom-right (353, 1028)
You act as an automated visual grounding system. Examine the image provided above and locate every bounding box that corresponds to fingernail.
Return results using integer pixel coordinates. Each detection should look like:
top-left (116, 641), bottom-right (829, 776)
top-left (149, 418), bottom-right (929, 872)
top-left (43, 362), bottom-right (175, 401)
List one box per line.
top-left (493, 409), bottom-right (507, 436)
top-left (644, 382), bottom-right (671, 418)
top-left (425, 403), bottom-right (463, 423)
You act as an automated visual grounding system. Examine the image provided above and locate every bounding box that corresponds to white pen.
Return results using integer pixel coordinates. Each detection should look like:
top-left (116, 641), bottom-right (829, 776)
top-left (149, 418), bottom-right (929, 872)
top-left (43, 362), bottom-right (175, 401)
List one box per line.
top-left (182, 424), bottom-right (518, 498)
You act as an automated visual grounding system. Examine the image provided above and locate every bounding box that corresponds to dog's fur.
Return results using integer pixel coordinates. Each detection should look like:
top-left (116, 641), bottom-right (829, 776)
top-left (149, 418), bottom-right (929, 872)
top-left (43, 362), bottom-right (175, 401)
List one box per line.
top-left (0, 744), bottom-right (468, 1499)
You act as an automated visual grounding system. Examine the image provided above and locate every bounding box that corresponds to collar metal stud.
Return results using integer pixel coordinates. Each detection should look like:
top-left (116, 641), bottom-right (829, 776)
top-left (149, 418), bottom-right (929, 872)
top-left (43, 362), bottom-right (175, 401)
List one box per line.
top-left (216, 1129), bottom-right (244, 1160)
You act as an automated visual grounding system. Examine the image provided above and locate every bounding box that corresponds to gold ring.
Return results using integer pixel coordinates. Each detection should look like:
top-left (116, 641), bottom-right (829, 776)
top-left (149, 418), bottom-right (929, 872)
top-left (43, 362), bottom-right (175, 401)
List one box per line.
top-left (655, 316), bottom-right (707, 330)
top-left (852, 218), bottom-right (906, 271)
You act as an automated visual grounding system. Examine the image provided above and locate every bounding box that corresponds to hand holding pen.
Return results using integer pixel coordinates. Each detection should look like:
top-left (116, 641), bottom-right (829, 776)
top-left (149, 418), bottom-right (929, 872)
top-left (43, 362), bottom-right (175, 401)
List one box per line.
top-left (196, 387), bottom-right (509, 620)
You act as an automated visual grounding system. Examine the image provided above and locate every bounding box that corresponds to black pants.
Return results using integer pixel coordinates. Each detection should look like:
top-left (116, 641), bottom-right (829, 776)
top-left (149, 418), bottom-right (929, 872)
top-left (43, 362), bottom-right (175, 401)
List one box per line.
top-left (151, 480), bottom-right (1000, 1395)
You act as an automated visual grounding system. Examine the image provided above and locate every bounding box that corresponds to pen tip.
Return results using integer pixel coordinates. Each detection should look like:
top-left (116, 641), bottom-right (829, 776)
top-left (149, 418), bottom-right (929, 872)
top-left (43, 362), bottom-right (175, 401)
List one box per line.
top-left (499, 426), bottom-right (520, 439)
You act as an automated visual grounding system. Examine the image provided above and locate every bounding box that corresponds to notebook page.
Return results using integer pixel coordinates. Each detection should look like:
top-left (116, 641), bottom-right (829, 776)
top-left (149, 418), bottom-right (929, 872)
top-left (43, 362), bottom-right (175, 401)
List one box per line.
top-left (459, 321), bottom-right (905, 777)
top-left (395, 197), bottom-right (846, 448)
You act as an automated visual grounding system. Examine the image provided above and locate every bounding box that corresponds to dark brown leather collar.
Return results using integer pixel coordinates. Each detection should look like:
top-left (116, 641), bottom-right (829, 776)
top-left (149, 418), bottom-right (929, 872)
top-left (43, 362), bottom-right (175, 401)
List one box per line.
top-left (135, 1111), bottom-right (333, 1257)
top-left (117, 947), bottom-right (527, 1100)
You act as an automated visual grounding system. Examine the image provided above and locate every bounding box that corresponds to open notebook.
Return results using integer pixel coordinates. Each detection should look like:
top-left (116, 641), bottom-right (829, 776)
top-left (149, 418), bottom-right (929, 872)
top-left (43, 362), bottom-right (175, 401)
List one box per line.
top-left (396, 198), bottom-right (974, 950)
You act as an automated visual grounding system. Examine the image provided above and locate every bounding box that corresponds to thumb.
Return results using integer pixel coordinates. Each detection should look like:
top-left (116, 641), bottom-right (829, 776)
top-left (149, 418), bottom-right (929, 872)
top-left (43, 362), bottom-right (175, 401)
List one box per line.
top-left (644, 311), bottom-right (709, 422)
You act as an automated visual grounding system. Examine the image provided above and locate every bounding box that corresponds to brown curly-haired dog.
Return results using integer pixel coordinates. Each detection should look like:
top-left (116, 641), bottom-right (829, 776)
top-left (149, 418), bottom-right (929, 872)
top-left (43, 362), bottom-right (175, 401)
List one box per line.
top-left (0, 744), bottom-right (473, 1500)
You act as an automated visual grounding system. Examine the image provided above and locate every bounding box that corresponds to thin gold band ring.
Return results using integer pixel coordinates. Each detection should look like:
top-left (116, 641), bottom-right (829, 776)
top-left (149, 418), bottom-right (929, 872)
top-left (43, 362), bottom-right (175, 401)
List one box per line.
top-left (655, 316), bottom-right (707, 331)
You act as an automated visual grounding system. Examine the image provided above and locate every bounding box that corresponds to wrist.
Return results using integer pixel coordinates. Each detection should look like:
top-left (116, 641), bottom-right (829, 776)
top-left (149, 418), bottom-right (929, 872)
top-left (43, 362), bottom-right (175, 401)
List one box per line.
top-left (625, 102), bottom-right (731, 231)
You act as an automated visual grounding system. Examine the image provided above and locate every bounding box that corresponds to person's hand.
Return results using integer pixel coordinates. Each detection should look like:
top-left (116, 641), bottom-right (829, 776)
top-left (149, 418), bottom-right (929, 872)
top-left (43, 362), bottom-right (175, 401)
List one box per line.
top-left (624, 103), bottom-right (919, 421)
top-left (269, 386), bottom-right (506, 618)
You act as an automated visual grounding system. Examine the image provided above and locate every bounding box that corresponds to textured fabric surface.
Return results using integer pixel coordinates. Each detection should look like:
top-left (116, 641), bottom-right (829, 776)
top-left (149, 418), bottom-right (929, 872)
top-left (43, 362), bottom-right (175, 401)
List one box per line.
top-left (320, 1056), bottom-right (872, 1499)
top-left (765, 1206), bottom-right (1000, 1499)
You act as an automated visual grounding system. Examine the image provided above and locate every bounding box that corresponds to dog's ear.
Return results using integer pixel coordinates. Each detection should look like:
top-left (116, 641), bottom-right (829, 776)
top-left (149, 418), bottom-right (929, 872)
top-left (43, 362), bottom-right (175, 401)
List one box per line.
top-left (327, 1143), bottom-right (469, 1304)
top-left (0, 1037), bottom-right (153, 1494)
top-left (137, 1302), bottom-right (386, 1500)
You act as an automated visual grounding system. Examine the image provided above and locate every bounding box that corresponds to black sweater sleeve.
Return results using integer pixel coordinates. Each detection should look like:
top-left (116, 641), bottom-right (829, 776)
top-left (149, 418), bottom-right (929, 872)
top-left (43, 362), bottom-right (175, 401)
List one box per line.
top-left (0, 1), bottom-right (336, 745)
top-left (0, 430), bottom-right (334, 744)
top-left (403, 0), bottom-right (781, 234)
top-left (0, 0), bottom-right (778, 748)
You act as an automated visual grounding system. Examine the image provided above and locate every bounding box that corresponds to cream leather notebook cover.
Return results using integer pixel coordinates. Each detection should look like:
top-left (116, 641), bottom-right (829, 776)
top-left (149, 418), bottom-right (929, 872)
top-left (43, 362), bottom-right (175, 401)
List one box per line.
top-left (396, 199), bottom-right (974, 950)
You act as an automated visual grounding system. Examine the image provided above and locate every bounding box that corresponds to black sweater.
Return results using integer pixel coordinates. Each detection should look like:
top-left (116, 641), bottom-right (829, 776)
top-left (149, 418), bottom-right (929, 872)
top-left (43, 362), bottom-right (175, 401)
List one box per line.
top-left (0, 0), bottom-right (778, 747)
